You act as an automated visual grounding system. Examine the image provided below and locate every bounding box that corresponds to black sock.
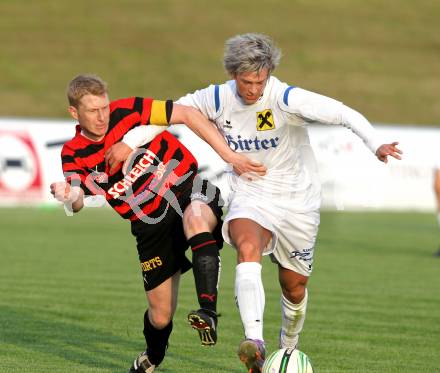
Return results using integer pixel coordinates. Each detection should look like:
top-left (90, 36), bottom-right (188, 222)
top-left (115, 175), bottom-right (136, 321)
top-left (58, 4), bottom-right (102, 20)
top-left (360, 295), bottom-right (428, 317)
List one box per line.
top-left (143, 310), bottom-right (172, 366)
top-left (188, 232), bottom-right (220, 313)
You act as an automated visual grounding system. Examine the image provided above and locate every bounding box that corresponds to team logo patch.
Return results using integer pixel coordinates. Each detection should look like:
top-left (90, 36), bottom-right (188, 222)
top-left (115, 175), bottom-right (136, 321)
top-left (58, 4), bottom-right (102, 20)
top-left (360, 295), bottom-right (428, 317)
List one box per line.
top-left (256, 109), bottom-right (275, 131)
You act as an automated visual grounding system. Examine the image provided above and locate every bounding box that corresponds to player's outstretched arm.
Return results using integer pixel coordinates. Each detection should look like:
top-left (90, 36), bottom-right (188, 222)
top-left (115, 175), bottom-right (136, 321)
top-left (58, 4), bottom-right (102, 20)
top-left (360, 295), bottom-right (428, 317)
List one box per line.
top-left (105, 103), bottom-right (267, 176)
top-left (171, 104), bottom-right (267, 176)
top-left (50, 181), bottom-right (84, 213)
top-left (375, 142), bottom-right (403, 163)
top-left (287, 89), bottom-right (403, 161)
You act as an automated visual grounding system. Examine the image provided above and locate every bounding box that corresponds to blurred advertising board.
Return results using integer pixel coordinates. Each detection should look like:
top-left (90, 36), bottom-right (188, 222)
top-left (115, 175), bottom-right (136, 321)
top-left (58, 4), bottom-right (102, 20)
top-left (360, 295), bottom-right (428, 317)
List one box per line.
top-left (0, 118), bottom-right (438, 211)
top-left (0, 118), bottom-right (74, 206)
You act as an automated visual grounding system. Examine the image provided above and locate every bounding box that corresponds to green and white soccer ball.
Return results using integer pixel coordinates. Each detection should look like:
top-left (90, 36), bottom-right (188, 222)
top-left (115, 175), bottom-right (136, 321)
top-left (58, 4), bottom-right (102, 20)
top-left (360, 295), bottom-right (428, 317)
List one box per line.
top-left (263, 348), bottom-right (313, 373)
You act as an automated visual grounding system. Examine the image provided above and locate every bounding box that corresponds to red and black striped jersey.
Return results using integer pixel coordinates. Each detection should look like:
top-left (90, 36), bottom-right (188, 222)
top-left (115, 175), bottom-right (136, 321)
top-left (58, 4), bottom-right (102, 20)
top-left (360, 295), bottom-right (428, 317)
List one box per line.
top-left (61, 97), bottom-right (198, 221)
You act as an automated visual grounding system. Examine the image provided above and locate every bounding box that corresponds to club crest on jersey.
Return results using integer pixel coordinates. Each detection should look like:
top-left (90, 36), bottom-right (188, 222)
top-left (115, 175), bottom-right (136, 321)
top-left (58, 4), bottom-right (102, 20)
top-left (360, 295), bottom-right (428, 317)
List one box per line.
top-left (256, 109), bottom-right (275, 131)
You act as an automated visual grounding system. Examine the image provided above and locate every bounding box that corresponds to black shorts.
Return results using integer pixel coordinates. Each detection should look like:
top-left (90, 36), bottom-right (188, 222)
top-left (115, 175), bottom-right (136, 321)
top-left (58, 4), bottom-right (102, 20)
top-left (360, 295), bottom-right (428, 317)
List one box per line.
top-left (130, 177), bottom-right (224, 291)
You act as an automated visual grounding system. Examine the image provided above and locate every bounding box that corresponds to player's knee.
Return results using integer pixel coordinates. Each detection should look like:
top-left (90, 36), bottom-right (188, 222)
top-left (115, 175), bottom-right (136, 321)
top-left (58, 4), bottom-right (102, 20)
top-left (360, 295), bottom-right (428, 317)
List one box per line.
top-left (282, 283), bottom-right (306, 304)
top-left (183, 203), bottom-right (216, 238)
top-left (183, 212), bottom-right (210, 238)
top-left (148, 302), bottom-right (173, 329)
top-left (149, 311), bottom-right (172, 329)
top-left (237, 240), bottom-right (261, 262)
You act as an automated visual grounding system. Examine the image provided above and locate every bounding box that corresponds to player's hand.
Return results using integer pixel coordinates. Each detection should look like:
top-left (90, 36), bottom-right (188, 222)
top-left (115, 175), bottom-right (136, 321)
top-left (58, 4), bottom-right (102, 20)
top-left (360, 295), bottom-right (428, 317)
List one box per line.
top-left (375, 142), bottom-right (403, 163)
top-left (230, 153), bottom-right (267, 179)
top-left (50, 182), bottom-right (79, 202)
top-left (105, 142), bottom-right (133, 175)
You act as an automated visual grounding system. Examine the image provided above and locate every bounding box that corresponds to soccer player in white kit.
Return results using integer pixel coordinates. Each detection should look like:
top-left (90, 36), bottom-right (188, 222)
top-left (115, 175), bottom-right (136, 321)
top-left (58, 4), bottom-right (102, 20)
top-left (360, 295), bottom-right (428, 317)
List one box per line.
top-left (119, 33), bottom-right (402, 372)
top-left (177, 33), bottom-right (402, 372)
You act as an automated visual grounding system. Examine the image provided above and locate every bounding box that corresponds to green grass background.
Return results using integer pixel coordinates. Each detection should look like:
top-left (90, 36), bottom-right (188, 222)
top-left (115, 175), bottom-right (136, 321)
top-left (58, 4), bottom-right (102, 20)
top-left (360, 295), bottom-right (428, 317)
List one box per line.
top-left (0, 0), bottom-right (439, 124)
top-left (1, 208), bottom-right (439, 372)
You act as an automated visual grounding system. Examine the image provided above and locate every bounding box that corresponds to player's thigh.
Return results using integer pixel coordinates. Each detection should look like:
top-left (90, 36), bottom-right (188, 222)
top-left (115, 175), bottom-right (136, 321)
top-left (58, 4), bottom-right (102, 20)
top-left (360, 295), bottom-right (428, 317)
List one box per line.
top-left (223, 195), bottom-right (276, 255)
top-left (229, 218), bottom-right (273, 263)
top-left (229, 218), bottom-right (271, 248)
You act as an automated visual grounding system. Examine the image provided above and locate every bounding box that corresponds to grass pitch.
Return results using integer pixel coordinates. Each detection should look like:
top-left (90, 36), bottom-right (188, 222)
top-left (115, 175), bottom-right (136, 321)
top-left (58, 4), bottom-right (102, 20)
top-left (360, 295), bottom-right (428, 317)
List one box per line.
top-left (0, 207), bottom-right (439, 372)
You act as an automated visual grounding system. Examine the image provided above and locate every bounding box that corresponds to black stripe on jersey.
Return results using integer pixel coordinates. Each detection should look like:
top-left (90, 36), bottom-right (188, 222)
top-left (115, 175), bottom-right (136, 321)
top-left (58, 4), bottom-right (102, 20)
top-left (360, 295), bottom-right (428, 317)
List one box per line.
top-left (119, 199), bottom-right (169, 220)
top-left (107, 98), bottom-right (143, 131)
top-left (165, 100), bottom-right (173, 123)
top-left (159, 136), bottom-right (184, 163)
top-left (108, 109), bottom-right (124, 131)
top-left (169, 147), bottom-right (184, 164)
top-left (108, 104), bottom-right (139, 131)
top-left (88, 160), bottom-right (107, 174)
top-left (80, 182), bottom-right (93, 196)
top-left (62, 155), bottom-right (75, 164)
top-left (74, 143), bottom-right (104, 158)
top-left (133, 97), bottom-right (144, 117)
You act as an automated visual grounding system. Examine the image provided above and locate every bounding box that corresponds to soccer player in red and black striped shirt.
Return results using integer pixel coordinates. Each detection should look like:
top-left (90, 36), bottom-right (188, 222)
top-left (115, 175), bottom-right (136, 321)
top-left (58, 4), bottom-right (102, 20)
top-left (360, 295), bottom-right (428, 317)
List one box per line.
top-left (50, 74), bottom-right (266, 373)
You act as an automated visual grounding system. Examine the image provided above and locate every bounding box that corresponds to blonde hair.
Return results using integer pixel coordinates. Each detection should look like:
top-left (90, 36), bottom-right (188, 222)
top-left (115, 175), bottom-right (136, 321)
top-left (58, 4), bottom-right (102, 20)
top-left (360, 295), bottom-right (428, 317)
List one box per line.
top-left (67, 74), bottom-right (108, 108)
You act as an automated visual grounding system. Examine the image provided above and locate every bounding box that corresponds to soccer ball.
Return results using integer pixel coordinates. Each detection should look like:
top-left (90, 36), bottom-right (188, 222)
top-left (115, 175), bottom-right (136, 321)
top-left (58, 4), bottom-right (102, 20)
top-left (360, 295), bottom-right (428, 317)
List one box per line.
top-left (262, 348), bottom-right (313, 373)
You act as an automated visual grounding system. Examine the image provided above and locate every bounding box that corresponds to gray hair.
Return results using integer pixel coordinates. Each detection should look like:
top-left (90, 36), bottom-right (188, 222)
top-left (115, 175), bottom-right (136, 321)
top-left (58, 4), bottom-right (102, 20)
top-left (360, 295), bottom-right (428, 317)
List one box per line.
top-left (223, 33), bottom-right (281, 75)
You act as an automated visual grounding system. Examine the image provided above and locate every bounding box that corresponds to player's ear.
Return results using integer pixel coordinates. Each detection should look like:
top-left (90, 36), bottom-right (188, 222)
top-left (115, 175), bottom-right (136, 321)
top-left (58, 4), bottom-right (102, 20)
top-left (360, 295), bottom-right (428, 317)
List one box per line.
top-left (68, 105), bottom-right (79, 121)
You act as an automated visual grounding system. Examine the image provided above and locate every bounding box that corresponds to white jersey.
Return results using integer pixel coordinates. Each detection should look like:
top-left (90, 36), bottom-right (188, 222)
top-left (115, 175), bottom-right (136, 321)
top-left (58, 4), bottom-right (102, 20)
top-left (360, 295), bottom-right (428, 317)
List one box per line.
top-left (177, 76), bottom-right (381, 212)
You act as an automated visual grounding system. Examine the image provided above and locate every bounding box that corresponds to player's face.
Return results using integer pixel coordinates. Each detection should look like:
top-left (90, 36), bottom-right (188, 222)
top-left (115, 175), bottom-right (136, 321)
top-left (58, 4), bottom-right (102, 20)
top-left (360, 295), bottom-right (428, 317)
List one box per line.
top-left (234, 68), bottom-right (269, 105)
top-left (69, 93), bottom-right (110, 141)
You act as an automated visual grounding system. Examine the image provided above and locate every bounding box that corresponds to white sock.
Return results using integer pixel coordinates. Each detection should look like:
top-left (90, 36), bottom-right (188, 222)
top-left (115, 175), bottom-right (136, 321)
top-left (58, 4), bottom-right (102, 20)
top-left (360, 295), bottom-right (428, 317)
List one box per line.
top-left (437, 212), bottom-right (440, 227)
top-left (235, 262), bottom-right (265, 341)
top-left (279, 289), bottom-right (308, 349)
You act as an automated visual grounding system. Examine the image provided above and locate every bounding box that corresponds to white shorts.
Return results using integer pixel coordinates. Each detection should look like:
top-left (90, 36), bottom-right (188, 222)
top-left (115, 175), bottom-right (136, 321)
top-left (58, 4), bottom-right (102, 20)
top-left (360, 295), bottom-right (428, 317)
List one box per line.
top-left (222, 194), bottom-right (320, 277)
